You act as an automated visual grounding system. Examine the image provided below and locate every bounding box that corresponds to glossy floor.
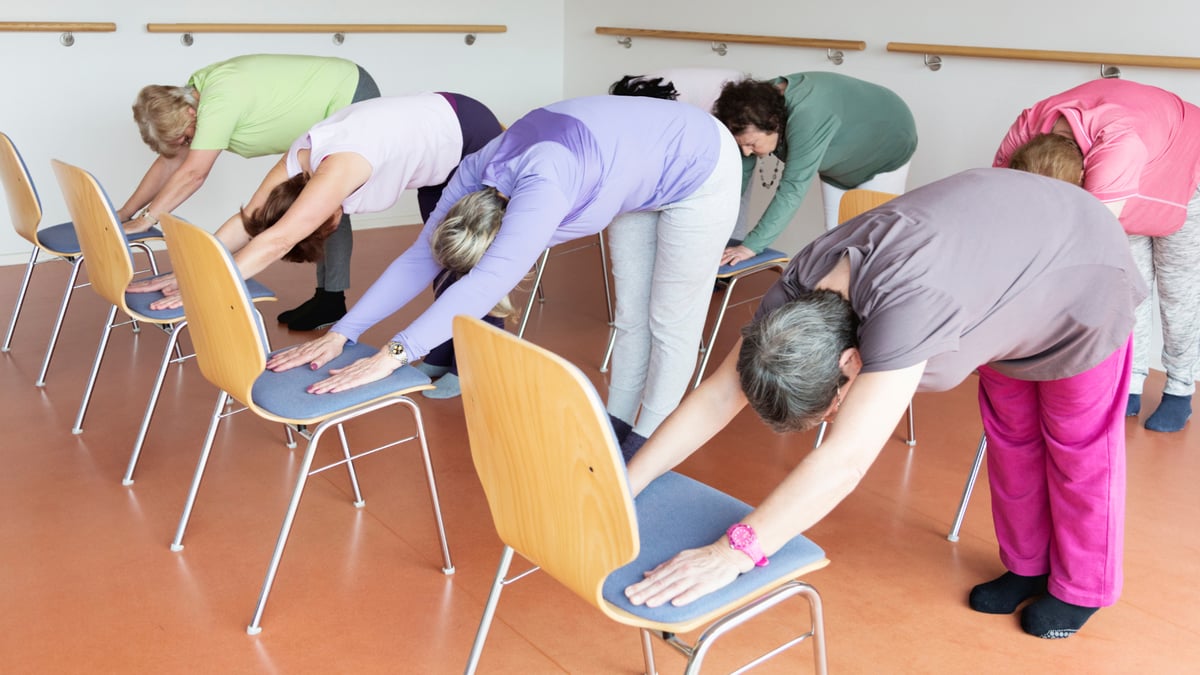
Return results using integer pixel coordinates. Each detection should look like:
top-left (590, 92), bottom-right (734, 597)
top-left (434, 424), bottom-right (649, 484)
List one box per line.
top-left (1, 226), bottom-right (1197, 674)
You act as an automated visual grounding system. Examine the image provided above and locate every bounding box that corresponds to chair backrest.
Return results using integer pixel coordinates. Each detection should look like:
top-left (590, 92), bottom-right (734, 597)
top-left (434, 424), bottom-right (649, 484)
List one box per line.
top-left (837, 189), bottom-right (898, 224)
top-left (0, 132), bottom-right (44, 245)
top-left (50, 160), bottom-right (135, 305)
top-left (453, 315), bottom-right (639, 607)
top-left (159, 214), bottom-right (267, 406)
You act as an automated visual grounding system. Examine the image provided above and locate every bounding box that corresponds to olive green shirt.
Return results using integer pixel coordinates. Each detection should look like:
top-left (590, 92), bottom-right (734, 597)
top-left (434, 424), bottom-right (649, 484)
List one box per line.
top-left (188, 54), bottom-right (359, 158)
top-left (741, 72), bottom-right (917, 253)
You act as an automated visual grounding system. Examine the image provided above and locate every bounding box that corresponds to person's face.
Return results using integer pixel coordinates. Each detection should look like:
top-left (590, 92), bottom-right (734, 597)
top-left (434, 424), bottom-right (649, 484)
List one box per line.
top-left (175, 108), bottom-right (197, 147)
top-left (734, 125), bottom-right (780, 158)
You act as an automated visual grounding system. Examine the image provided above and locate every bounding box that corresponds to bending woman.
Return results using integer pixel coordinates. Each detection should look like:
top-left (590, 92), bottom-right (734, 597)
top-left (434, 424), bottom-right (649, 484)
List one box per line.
top-left (118, 53), bottom-right (379, 326)
top-left (714, 72), bottom-right (917, 265)
top-left (995, 78), bottom-right (1200, 432)
top-left (623, 169), bottom-right (1145, 640)
top-left (128, 92), bottom-right (503, 339)
top-left (265, 95), bottom-right (742, 455)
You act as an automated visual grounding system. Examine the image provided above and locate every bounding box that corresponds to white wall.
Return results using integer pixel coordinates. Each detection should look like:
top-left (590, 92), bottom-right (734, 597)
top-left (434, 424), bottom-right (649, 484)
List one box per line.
top-left (563, 0), bottom-right (1200, 255)
top-left (0, 0), bottom-right (564, 264)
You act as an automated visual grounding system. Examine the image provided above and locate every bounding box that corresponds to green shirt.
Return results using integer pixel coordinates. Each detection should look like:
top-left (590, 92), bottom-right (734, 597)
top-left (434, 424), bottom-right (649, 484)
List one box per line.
top-left (740, 72), bottom-right (918, 254)
top-left (187, 54), bottom-right (359, 158)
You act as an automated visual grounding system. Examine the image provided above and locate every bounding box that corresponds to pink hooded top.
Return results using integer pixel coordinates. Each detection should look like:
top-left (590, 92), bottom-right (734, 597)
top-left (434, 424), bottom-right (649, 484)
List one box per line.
top-left (994, 79), bottom-right (1200, 236)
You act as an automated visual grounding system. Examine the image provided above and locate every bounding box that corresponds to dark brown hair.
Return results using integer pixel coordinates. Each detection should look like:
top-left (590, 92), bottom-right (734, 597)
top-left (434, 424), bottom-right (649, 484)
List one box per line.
top-left (713, 79), bottom-right (787, 135)
top-left (241, 173), bottom-right (339, 263)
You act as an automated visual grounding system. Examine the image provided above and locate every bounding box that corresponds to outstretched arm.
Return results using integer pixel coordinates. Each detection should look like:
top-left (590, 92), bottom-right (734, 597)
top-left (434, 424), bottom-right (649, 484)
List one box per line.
top-left (625, 359), bottom-right (925, 608)
top-left (116, 154), bottom-right (186, 222)
top-left (123, 148), bottom-right (222, 233)
top-left (229, 152), bottom-right (371, 281)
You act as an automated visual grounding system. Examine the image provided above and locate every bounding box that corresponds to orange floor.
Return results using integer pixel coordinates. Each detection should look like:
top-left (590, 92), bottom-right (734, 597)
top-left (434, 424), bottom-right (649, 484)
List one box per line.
top-left (1, 225), bottom-right (1197, 674)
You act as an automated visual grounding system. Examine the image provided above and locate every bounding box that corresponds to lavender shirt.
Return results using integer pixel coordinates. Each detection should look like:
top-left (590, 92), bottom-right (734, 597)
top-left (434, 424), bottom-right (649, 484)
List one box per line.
top-left (331, 95), bottom-right (724, 358)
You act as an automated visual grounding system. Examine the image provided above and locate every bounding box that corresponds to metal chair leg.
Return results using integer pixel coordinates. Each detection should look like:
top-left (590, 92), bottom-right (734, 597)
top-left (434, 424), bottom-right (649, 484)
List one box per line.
top-left (812, 421), bottom-right (828, 449)
top-left (122, 321), bottom-right (187, 485)
top-left (516, 249), bottom-right (551, 339)
top-left (640, 628), bottom-right (659, 675)
top-left (71, 304), bottom-right (118, 433)
top-left (336, 423), bottom-right (366, 507)
top-left (905, 402), bottom-right (916, 446)
top-left (35, 257), bottom-right (84, 387)
top-left (400, 398), bottom-right (454, 574)
top-left (171, 391), bottom-right (229, 552)
top-left (948, 433), bottom-right (987, 542)
top-left (682, 581), bottom-right (826, 675)
top-left (246, 429), bottom-right (327, 635)
top-left (465, 546), bottom-right (515, 674)
top-left (598, 232), bottom-right (614, 324)
top-left (693, 277), bottom-right (740, 390)
top-left (2, 248), bottom-right (39, 353)
top-left (600, 327), bottom-right (617, 373)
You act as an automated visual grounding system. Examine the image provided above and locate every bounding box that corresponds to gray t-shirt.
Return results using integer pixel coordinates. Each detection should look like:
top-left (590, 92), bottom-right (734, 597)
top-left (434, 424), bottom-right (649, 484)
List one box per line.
top-left (756, 168), bottom-right (1147, 391)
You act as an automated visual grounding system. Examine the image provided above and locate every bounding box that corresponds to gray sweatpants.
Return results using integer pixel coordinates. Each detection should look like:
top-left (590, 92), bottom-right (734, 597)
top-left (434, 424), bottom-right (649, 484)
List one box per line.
top-left (605, 118), bottom-right (742, 436)
top-left (1129, 186), bottom-right (1200, 397)
top-left (314, 65), bottom-right (381, 292)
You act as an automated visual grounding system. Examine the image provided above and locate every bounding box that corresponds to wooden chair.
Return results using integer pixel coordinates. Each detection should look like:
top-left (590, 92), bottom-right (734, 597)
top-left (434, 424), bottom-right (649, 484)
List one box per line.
top-left (455, 316), bottom-right (829, 674)
top-left (159, 214), bottom-right (453, 634)
top-left (2, 133), bottom-right (161, 386)
top-left (51, 159), bottom-right (276, 486)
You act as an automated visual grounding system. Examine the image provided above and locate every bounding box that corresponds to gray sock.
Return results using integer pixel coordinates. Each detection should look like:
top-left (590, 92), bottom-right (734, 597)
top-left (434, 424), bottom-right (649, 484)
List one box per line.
top-left (422, 373), bottom-right (462, 400)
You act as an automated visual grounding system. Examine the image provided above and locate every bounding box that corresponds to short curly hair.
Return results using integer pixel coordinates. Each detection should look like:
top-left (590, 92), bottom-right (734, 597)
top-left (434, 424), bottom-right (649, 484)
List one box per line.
top-left (713, 79), bottom-right (787, 136)
top-left (132, 85), bottom-right (197, 158)
top-left (241, 173), bottom-right (339, 263)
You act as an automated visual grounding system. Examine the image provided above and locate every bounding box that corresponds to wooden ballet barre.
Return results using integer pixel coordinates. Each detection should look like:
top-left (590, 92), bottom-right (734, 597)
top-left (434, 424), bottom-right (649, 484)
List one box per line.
top-left (145, 23), bottom-right (506, 34)
top-left (0, 21), bottom-right (115, 32)
top-left (888, 42), bottom-right (1200, 71)
top-left (596, 26), bottom-right (865, 52)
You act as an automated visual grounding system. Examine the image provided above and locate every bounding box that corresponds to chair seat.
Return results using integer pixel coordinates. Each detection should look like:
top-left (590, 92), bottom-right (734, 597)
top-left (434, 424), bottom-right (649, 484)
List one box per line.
top-left (36, 221), bottom-right (164, 257)
top-left (601, 471), bottom-right (825, 625)
top-left (125, 277), bottom-right (274, 322)
top-left (251, 342), bottom-right (432, 421)
top-left (716, 247), bottom-right (790, 278)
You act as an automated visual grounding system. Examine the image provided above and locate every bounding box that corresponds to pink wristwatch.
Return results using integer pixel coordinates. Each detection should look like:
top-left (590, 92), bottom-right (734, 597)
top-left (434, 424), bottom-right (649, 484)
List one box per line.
top-left (726, 523), bottom-right (769, 567)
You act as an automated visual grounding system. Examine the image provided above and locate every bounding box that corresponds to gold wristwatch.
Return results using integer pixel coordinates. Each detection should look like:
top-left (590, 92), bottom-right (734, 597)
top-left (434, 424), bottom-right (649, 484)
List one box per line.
top-left (385, 341), bottom-right (409, 366)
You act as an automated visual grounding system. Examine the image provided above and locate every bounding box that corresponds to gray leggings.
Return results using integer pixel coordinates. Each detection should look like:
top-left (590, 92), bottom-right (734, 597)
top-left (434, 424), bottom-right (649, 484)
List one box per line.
top-left (314, 65), bottom-right (381, 292)
top-left (1129, 185), bottom-right (1200, 397)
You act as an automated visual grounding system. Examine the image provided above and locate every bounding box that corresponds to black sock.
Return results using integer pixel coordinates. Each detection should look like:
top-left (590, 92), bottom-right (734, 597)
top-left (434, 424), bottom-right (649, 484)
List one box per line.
top-left (968, 571), bottom-right (1048, 614)
top-left (620, 431), bottom-right (647, 463)
top-left (277, 288), bottom-right (323, 323)
top-left (1020, 595), bottom-right (1099, 639)
top-left (608, 414), bottom-right (632, 445)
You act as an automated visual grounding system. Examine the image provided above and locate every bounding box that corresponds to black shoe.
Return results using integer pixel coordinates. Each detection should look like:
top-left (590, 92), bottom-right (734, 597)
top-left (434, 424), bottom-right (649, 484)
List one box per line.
top-left (277, 289), bottom-right (323, 324)
top-left (287, 290), bottom-right (346, 331)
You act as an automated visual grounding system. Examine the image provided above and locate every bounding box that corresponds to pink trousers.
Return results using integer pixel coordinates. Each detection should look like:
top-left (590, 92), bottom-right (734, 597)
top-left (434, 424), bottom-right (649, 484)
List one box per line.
top-left (977, 337), bottom-right (1131, 607)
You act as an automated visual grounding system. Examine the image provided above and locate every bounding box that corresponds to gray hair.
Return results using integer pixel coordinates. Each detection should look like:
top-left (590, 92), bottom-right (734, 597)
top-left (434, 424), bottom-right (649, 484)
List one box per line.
top-left (132, 85), bottom-right (198, 158)
top-left (737, 289), bottom-right (859, 432)
top-left (430, 186), bottom-right (516, 319)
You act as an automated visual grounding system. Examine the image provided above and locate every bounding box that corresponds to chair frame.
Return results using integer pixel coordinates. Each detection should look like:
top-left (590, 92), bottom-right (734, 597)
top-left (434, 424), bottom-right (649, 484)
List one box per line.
top-left (516, 232), bottom-right (613, 341)
top-left (3, 133), bottom-right (159, 386)
top-left (455, 316), bottom-right (827, 674)
top-left (160, 214), bottom-right (453, 635)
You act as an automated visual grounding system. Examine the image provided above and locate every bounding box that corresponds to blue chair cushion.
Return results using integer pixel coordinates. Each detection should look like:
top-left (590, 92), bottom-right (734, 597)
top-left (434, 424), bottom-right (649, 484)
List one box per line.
top-left (36, 222), bottom-right (163, 256)
top-left (601, 471), bottom-right (825, 625)
top-left (717, 247), bottom-right (789, 277)
top-left (125, 275), bottom-right (274, 322)
top-left (251, 342), bottom-right (432, 421)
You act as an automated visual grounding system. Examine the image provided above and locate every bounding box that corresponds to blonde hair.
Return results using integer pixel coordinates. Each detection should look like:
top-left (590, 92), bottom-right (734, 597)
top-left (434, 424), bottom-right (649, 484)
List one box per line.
top-left (132, 85), bottom-right (198, 158)
top-left (430, 187), bottom-right (516, 319)
top-left (1008, 133), bottom-right (1084, 186)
